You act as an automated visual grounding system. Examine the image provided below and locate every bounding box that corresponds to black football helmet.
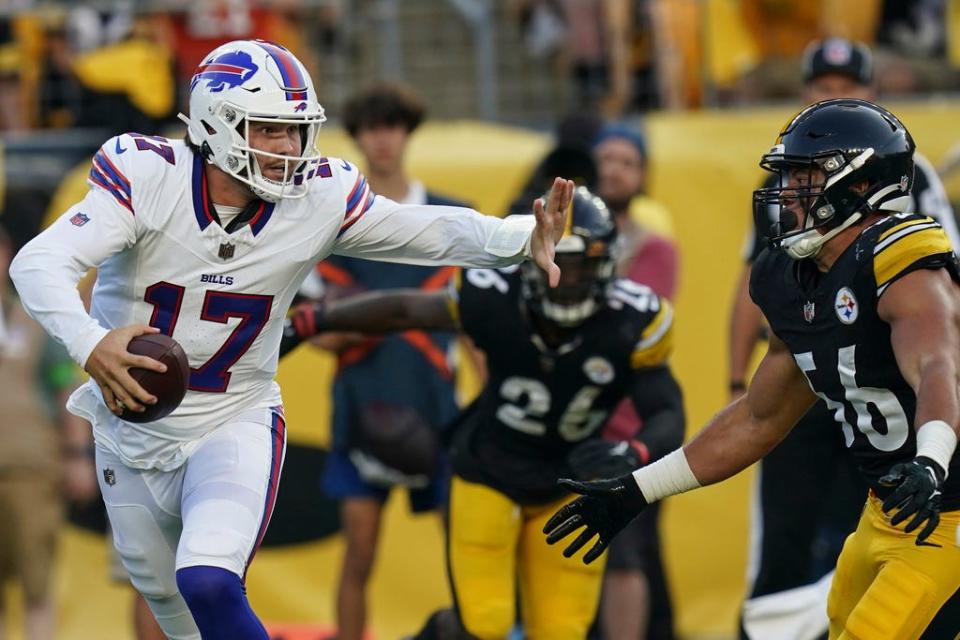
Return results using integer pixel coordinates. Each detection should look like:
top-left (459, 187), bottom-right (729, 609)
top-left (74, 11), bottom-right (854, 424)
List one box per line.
top-left (521, 186), bottom-right (619, 326)
top-left (754, 99), bottom-right (915, 259)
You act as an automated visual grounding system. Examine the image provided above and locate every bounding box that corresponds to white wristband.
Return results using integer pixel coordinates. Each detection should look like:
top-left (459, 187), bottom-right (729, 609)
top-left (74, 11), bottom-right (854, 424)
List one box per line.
top-left (630, 448), bottom-right (701, 503)
top-left (916, 420), bottom-right (957, 478)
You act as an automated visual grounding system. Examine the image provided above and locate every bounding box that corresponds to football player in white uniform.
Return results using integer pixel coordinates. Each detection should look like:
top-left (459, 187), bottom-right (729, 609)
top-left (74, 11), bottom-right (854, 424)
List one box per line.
top-left (10, 40), bottom-right (574, 640)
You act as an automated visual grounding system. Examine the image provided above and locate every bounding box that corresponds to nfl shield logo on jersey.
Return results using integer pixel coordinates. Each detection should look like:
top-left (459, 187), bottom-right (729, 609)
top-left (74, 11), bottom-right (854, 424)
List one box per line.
top-left (803, 300), bottom-right (815, 323)
top-left (70, 212), bottom-right (90, 226)
top-left (102, 467), bottom-right (116, 486)
top-left (218, 242), bottom-right (235, 260)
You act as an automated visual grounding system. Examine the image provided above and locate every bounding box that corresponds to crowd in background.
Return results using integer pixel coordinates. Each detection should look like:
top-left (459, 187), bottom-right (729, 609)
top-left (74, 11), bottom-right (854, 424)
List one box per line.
top-left (0, 0), bottom-right (959, 135)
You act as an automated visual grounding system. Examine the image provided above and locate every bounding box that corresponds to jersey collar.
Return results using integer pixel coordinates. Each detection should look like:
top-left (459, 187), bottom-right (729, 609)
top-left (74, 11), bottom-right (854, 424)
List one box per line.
top-left (192, 153), bottom-right (276, 236)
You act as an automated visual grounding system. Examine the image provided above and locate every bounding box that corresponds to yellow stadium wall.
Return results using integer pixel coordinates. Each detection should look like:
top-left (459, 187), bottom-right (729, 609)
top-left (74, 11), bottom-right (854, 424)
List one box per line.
top-left (38, 101), bottom-right (960, 640)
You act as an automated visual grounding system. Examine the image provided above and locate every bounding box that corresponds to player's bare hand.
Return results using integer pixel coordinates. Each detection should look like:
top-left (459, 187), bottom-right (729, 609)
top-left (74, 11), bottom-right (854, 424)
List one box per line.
top-left (85, 325), bottom-right (167, 416)
top-left (530, 177), bottom-right (575, 287)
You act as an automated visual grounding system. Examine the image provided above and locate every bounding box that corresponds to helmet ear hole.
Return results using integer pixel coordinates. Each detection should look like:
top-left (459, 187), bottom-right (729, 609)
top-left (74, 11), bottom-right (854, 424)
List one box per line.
top-left (201, 120), bottom-right (216, 135)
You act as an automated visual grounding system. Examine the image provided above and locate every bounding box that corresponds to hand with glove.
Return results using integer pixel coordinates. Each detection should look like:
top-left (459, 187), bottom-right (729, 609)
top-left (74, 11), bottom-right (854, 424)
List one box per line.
top-left (566, 438), bottom-right (647, 480)
top-left (879, 456), bottom-right (945, 545)
top-left (543, 474), bottom-right (648, 564)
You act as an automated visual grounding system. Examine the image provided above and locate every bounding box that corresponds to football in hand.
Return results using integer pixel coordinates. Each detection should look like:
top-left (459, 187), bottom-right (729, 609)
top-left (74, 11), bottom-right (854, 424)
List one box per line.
top-left (119, 334), bottom-right (191, 423)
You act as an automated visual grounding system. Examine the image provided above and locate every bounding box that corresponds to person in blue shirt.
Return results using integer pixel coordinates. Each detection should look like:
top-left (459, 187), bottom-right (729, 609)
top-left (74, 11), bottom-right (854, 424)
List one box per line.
top-left (287, 82), bottom-right (468, 640)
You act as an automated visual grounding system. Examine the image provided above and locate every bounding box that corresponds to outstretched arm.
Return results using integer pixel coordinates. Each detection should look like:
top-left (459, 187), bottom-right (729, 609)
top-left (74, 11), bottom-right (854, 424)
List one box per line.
top-left (335, 176), bottom-right (574, 282)
top-left (279, 290), bottom-right (456, 357)
top-left (682, 332), bottom-right (815, 484)
top-left (544, 332), bottom-right (816, 563)
top-left (876, 267), bottom-right (960, 542)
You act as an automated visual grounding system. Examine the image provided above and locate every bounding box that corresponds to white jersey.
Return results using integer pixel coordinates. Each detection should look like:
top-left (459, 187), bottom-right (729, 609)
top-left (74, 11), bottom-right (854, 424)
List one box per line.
top-left (11, 134), bottom-right (536, 470)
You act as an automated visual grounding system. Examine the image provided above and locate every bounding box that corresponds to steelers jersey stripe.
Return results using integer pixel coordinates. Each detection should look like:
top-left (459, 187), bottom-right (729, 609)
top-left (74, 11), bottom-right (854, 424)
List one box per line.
top-left (631, 301), bottom-right (674, 369)
top-left (874, 227), bottom-right (953, 291)
top-left (874, 220), bottom-right (940, 255)
top-left (877, 216), bottom-right (934, 243)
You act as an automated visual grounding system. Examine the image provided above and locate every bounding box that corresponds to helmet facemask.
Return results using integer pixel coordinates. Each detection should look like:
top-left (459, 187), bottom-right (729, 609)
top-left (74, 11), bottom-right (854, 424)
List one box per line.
top-left (521, 235), bottom-right (619, 327)
top-left (194, 101), bottom-right (324, 203)
top-left (754, 147), bottom-right (901, 259)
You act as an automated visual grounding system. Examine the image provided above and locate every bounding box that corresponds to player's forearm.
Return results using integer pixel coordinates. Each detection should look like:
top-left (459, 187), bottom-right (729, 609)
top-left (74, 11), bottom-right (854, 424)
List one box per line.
top-left (630, 368), bottom-right (685, 462)
top-left (323, 290), bottom-right (455, 334)
top-left (10, 238), bottom-right (107, 368)
top-left (913, 357), bottom-right (960, 432)
top-left (682, 396), bottom-right (787, 485)
top-left (336, 202), bottom-right (535, 268)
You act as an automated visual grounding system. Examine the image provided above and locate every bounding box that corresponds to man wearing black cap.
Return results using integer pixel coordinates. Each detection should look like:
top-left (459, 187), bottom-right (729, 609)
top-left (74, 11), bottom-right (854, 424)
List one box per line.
top-left (728, 38), bottom-right (960, 640)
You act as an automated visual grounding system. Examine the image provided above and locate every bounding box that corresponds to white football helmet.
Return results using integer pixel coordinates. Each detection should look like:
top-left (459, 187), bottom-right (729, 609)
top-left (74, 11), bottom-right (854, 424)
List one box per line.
top-left (179, 39), bottom-right (326, 202)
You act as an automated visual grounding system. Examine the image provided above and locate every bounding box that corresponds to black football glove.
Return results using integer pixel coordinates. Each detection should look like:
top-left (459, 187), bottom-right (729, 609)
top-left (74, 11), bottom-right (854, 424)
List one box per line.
top-left (278, 301), bottom-right (325, 358)
top-left (567, 439), bottom-right (644, 480)
top-left (879, 456), bottom-right (945, 545)
top-left (542, 474), bottom-right (648, 564)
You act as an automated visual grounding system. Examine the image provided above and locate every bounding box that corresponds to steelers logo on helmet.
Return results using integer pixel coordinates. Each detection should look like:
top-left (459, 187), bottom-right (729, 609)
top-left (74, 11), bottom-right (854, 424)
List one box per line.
top-left (521, 186), bottom-right (619, 327)
top-left (753, 99), bottom-right (915, 260)
top-left (179, 39), bottom-right (327, 202)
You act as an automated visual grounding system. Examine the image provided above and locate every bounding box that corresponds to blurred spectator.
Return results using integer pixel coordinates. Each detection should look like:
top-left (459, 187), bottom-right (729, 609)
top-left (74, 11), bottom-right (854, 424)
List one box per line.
top-left (646, 0), bottom-right (706, 109)
top-left (873, 0), bottom-right (960, 94)
top-left (0, 16), bottom-right (26, 131)
top-left (591, 122), bottom-right (677, 640)
top-left (737, 0), bottom-right (824, 100)
top-left (514, 0), bottom-right (636, 116)
top-left (593, 123), bottom-right (677, 297)
top-left (166, 0), bottom-right (319, 111)
top-left (316, 83), bottom-right (465, 640)
top-left (0, 224), bottom-right (81, 640)
top-left (36, 6), bottom-right (176, 134)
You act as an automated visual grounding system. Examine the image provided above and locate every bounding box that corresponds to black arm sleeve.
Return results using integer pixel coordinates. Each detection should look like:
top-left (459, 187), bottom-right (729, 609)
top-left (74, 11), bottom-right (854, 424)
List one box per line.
top-left (628, 365), bottom-right (685, 463)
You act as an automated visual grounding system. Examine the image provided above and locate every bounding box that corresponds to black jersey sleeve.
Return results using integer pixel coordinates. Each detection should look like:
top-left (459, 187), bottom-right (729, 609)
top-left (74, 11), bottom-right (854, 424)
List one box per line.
top-left (450, 266), bottom-right (519, 351)
top-left (628, 365), bottom-right (685, 463)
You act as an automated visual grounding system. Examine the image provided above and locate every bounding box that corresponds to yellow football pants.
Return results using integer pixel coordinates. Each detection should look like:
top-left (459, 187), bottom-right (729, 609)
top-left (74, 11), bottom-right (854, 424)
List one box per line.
top-left (447, 475), bottom-right (606, 640)
top-left (827, 493), bottom-right (960, 640)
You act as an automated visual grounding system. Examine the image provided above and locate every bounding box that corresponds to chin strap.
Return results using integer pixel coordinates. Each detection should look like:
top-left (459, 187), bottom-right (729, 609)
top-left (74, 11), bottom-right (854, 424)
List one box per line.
top-left (783, 212), bottom-right (863, 259)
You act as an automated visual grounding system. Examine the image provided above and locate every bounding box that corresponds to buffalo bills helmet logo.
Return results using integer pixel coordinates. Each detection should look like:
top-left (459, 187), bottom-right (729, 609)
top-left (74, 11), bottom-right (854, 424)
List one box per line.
top-left (191, 50), bottom-right (259, 93)
top-left (294, 102), bottom-right (308, 112)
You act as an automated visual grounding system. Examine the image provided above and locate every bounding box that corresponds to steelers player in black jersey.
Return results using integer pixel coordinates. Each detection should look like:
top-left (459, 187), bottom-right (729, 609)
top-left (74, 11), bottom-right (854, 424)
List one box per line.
top-left (545, 100), bottom-right (960, 640)
top-left (281, 187), bottom-right (685, 639)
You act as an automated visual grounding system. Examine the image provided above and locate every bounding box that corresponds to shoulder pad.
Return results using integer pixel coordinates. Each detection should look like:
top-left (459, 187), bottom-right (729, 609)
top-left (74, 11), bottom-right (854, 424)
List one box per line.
top-left (88, 135), bottom-right (137, 215)
top-left (607, 280), bottom-right (674, 369)
top-left (871, 214), bottom-right (952, 295)
top-left (630, 297), bottom-right (674, 369)
top-left (88, 133), bottom-right (183, 216)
